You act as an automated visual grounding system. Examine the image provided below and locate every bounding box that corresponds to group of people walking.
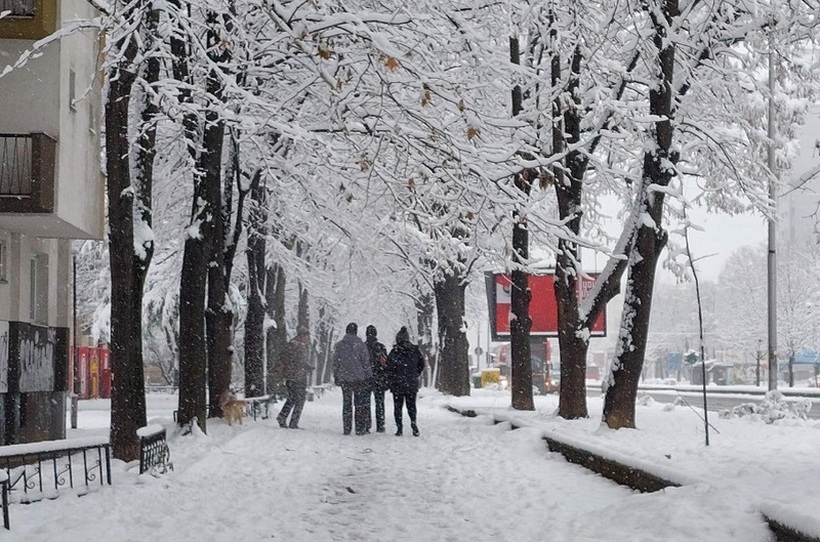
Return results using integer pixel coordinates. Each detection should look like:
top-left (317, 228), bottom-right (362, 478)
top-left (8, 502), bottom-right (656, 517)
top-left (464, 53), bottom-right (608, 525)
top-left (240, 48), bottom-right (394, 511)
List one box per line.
top-left (275, 321), bottom-right (425, 437)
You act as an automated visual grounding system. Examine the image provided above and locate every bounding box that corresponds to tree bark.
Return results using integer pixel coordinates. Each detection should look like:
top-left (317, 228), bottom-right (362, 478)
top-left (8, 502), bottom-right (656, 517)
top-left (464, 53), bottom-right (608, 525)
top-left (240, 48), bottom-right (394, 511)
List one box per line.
top-left (203, 72), bottom-right (232, 417)
top-left (509, 35), bottom-right (534, 411)
top-left (434, 271), bottom-right (469, 396)
top-left (265, 263), bottom-right (287, 392)
top-left (106, 32), bottom-right (145, 462)
top-left (170, 0), bottom-right (209, 432)
top-left (554, 44), bottom-right (589, 419)
top-left (177, 196), bottom-right (209, 429)
top-left (415, 288), bottom-right (434, 387)
top-left (244, 175), bottom-right (267, 397)
top-left (603, 0), bottom-right (678, 429)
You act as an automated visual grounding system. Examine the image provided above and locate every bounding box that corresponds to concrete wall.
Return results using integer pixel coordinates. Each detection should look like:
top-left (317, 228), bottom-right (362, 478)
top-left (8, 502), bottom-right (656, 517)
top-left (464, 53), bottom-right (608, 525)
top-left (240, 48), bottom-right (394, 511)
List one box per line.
top-left (0, 0), bottom-right (104, 240)
top-left (0, 230), bottom-right (70, 327)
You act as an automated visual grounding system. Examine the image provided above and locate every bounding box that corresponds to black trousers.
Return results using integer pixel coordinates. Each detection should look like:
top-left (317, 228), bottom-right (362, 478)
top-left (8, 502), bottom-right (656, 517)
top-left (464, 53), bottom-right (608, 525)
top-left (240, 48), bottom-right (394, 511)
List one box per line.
top-left (278, 380), bottom-right (307, 428)
top-left (341, 382), bottom-right (371, 434)
top-left (370, 389), bottom-right (386, 431)
top-left (392, 393), bottom-right (417, 430)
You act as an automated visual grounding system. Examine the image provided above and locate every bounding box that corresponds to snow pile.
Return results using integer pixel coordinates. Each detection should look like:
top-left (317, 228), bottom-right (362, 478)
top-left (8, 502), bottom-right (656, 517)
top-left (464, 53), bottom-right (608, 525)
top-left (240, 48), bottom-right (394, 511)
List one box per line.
top-left (718, 390), bottom-right (812, 423)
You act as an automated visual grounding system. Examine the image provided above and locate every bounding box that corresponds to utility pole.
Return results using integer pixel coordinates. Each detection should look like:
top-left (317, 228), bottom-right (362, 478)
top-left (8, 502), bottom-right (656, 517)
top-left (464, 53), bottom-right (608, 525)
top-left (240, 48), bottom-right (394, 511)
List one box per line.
top-left (756, 340), bottom-right (761, 387)
top-left (71, 254), bottom-right (79, 429)
top-left (767, 41), bottom-right (778, 392)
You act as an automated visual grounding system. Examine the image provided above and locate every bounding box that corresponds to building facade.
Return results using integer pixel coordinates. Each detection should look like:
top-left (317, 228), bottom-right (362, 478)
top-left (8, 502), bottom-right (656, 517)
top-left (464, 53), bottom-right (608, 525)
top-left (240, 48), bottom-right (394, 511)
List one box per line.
top-left (0, 0), bottom-right (102, 444)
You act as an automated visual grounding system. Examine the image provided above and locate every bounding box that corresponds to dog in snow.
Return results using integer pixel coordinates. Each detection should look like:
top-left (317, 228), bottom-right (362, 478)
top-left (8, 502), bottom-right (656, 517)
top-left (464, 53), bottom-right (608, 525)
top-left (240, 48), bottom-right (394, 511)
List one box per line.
top-left (219, 389), bottom-right (246, 426)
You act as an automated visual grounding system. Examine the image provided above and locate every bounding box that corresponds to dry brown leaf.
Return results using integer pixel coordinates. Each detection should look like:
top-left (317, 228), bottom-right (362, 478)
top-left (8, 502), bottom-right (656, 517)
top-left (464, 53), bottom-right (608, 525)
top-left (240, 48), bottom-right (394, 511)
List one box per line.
top-left (421, 88), bottom-right (431, 107)
top-left (358, 158), bottom-right (370, 172)
top-left (457, 99), bottom-right (465, 112)
top-left (385, 56), bottom-right (400, 71)
top-left (467, 126), bottom-right (480, 141)
top-left (407, 177), bottom-right (416, 190)
top-left (318, 46), bottom-right (332, 60)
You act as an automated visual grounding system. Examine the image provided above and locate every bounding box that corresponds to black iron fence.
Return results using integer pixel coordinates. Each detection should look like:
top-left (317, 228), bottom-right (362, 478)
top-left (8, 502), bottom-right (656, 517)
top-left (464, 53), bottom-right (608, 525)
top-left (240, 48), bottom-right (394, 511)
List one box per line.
top-left (0, 437), bottom-right (111, 504)
top-left (0, 134), bottom-right (33, 196)
top-left (138, 426), bottom-right (172, 475)
top-left (0, 474), bottom-right (8, 530)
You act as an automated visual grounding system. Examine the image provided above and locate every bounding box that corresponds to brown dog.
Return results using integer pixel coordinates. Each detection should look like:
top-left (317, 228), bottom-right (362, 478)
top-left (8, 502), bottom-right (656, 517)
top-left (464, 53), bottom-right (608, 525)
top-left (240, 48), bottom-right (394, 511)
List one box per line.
top-left (219, 390), bottom-right (246, 426)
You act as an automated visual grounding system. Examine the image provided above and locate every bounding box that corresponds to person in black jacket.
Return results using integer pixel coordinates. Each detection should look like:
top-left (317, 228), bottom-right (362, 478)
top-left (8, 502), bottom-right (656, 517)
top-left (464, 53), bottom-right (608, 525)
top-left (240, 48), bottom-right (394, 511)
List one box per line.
top-left (386, 326), bottom-right (425, 437)
top-left (365, 325), bottom-right (389, 433)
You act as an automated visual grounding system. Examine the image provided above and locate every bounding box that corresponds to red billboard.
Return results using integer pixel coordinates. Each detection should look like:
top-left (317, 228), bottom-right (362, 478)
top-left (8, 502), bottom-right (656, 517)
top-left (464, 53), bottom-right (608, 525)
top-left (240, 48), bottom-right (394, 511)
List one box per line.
top-left (486, 272), bottom-right (607, 339)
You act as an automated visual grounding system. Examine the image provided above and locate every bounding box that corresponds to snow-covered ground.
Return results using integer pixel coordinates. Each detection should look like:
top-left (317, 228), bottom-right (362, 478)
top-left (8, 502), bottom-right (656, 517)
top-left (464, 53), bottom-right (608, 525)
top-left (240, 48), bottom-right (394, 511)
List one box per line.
top-left (4, 387), bottom-right (819, 541)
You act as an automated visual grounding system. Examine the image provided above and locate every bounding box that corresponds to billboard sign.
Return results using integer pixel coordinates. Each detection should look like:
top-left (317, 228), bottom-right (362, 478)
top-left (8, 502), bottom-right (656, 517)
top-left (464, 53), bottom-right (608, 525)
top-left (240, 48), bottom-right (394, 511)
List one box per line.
top-left (485, 271), bottom-right (607, 340)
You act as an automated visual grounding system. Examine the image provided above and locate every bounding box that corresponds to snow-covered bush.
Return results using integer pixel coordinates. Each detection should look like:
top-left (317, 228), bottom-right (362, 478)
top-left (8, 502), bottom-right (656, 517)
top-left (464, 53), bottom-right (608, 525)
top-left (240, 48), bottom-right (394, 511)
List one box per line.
top-left (719, 391), bottom-right (812, 424)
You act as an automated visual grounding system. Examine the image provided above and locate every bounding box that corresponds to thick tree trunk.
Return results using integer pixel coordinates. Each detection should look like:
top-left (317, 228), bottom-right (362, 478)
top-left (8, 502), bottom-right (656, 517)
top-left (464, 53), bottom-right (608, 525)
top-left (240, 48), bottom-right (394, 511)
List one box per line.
top-left (203, 90), bottom-right (231, 417)
top-left (265, 263), bottom-right (287, 392)
top-left (434, 271), bottom-right (469, 396)
top-left (314, 305), bottom-right (332, 385)
top-left (170, 0), bottom-right (208, 432)
top-left (509, 36), bottom-right (534, 411)
top-left (244, 176), bottom-right (267, 397)
top-left (244, 262), bottom-right (265, 397)
top-left (602, 201), bottom-right (668, 428)
top-left (510, 217), bottom-right (533, 410)
top-left (297, 281), bottom-right (309, 331)
top-left (106, 35), bottom-right (145, 462)
top-left (554, 44), bottom-right (589, 419)
top-left (603, 0), bottom-right (678, 429)
top-left (415, 289), bottom-right (434, 387)
top-left (177, 207), bottom-right (209, 430)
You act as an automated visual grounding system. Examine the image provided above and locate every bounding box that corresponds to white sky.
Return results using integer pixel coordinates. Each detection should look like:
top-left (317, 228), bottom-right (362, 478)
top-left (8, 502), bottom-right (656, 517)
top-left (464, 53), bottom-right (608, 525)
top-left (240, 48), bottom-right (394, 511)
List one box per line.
top-left (8, 390), bottom-right (820, 541)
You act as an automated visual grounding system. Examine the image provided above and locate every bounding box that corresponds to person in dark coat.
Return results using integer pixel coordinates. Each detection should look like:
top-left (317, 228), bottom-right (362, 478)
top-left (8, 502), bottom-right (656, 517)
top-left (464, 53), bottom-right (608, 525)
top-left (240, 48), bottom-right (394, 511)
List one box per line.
top-left (365, 325), bottom-right (389, 433)
top-left (276, 325), bottom-right (313, 429)
top-left (386, 326), bottom-right (425, 437)
top-left (332, 322), bottom-right (373, 435)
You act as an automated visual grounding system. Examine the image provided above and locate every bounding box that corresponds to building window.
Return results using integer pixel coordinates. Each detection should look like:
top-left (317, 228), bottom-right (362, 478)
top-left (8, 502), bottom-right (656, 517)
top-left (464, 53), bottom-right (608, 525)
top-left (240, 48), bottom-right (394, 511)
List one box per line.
top-left (88, 103), bottom-right (96, 136)
top-left (69, 70), bottom-right (77, 112)
top-left (0, 241), bottom-right (6, 283)
top-left (29, 253), bottom-right (48, 324)
top-left (0, 0), bottom-right (35, 17)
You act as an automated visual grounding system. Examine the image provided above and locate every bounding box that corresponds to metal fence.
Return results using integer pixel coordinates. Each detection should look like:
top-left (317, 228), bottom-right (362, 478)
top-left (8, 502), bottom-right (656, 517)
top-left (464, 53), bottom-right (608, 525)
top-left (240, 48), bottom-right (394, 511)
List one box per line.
top-left (0, 134), bottom-right (33, 196)
top-left (0, 437), bottom-right (111, 515)
top-left (138, 426), bottom-right (172, 475)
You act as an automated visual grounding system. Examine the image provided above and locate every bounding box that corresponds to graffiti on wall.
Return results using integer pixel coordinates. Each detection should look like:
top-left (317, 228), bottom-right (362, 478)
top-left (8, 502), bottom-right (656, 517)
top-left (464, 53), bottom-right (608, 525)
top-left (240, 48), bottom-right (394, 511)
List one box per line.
top-left (0, 320), bottom-right (8, 393)
top-left (18, 325), bottom-right (55, 393)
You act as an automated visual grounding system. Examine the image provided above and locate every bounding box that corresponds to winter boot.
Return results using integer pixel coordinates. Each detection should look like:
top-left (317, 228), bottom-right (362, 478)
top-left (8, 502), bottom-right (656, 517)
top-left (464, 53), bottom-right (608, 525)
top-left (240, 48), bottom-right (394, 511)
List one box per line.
top-left (411, 423), bottom-right (419, 437)
top-left (395, 425), bottom-right (403, 436)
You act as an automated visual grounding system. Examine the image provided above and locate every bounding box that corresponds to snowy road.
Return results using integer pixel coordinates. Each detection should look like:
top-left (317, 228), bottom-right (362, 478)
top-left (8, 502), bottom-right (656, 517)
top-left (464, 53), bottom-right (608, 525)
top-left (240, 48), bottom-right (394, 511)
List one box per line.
top-left (9, 391), bottom-right (774, 541)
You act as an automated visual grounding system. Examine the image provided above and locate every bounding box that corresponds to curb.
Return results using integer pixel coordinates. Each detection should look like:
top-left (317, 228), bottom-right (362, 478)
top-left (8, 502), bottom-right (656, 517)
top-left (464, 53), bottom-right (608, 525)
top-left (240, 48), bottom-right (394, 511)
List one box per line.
top-left (445, 404), bottom-right (818, 542)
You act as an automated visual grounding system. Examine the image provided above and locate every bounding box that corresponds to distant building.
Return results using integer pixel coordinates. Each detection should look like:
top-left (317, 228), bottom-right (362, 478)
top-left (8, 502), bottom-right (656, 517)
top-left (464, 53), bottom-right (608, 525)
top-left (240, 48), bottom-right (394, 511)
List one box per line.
top-left (0, 0), bottom-right (103, 444)
top-left (783, 104), bottom-right (820, 247)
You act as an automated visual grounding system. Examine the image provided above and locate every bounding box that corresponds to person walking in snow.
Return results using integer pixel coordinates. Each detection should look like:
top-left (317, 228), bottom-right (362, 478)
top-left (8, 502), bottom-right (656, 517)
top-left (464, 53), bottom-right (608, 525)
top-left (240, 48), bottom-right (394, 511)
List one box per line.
top-left (276, 325), bottom-right (313, 429)
top-left (365, 325), bottom-right (390, 433)
top-left (386, 326), bottom-right (425, 437)
top-left (332, 322), bottom-right (373, 435)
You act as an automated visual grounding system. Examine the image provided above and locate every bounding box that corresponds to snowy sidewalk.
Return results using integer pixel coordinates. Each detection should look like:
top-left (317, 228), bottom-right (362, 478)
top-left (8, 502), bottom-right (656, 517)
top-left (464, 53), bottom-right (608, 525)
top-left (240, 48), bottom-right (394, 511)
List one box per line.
top-left (4, 389), bottom-right (796, 541)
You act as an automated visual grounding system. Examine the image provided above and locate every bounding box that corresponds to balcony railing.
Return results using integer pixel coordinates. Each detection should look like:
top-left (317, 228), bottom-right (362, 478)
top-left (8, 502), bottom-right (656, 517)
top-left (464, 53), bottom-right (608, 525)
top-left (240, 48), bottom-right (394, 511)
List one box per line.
top-left (0, 0), bottom-right (34, 17)
top-left (0, 133), bottom-right (55, 213)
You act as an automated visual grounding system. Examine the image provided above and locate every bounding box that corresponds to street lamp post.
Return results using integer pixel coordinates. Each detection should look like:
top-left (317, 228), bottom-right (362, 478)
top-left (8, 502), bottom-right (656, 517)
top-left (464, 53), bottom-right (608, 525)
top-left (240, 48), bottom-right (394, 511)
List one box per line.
top-left (766, 41), bottom-right (778, 392)
top-left (756, 340), bottom-right (761, 387)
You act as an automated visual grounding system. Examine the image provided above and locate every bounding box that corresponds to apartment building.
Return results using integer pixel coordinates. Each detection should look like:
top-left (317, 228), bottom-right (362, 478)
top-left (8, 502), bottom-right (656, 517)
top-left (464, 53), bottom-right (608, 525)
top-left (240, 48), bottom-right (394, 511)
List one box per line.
top-left (0, 0), bottom-right (103, 444)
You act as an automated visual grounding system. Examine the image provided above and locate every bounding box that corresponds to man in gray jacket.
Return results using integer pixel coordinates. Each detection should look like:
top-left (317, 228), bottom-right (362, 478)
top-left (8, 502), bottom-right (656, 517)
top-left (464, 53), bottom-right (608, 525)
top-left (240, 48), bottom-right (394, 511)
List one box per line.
top-left (276, 325), bottom-right (313, 429)
top-left (332, 322), bottom-right (373, 435)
